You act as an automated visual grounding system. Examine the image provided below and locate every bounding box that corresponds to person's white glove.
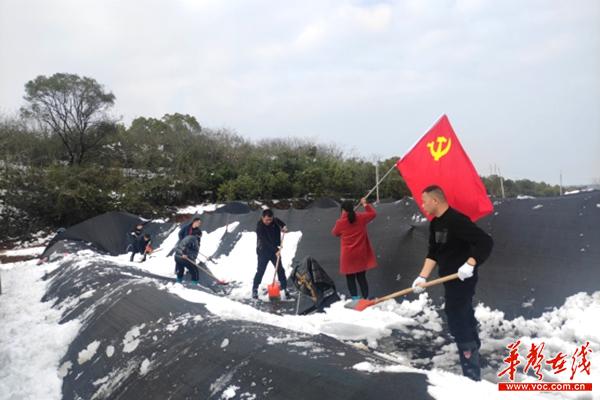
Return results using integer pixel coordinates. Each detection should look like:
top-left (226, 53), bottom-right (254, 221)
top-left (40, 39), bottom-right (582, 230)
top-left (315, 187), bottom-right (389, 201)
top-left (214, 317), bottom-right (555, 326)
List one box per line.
top-left (412, 276), bottom-right (427, 293)
top-left (458, 263), bottom-right (475, 281)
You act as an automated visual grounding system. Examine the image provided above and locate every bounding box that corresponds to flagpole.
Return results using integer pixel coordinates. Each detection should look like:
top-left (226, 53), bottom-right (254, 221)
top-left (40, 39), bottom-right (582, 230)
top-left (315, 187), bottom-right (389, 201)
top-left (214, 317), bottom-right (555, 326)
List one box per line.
top-left (560, 171), bottom-right (563, 196)
top-left (375, 162), bottom-right (380, 204)
top-left (356, 161), bottom-right (399, 209)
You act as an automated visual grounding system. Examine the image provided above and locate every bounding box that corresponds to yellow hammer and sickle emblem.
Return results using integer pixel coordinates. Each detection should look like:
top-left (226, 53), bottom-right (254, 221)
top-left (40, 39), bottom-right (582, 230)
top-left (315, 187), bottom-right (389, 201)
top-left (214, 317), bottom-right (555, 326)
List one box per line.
top-left (427, 136), bottom-right (452, 161)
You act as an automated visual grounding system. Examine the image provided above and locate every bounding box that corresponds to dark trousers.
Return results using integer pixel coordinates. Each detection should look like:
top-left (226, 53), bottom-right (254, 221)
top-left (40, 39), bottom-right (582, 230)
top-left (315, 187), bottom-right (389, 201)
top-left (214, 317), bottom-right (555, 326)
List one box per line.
top-left (130, 249), bottom-right (146, 262)
top-left (444, 282), bottom-right (481, 381)
top-left (253, 252), bottom-right (287, 291)
top-left (174, 256), bottom-right (199, 281)
top-left (346, 271), bottom-right (368, 298)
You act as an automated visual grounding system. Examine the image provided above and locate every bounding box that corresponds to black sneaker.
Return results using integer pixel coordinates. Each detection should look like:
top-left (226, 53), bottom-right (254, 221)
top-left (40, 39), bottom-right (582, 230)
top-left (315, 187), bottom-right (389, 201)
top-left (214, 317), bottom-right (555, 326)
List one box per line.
top-left (252, 289), bottom-right (258, 299)
top-left (284, 289), bottom-right (293, 299)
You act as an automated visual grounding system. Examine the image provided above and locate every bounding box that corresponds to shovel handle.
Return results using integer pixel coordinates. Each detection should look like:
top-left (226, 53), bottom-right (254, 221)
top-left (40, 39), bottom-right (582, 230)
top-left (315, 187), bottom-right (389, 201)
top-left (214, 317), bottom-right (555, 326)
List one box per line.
top-left (373, 273), bottom-right (460, 305)
top-left (188, 259), bottom-right (220, 282)
top-left (271, 232), bottom-right (285, 284)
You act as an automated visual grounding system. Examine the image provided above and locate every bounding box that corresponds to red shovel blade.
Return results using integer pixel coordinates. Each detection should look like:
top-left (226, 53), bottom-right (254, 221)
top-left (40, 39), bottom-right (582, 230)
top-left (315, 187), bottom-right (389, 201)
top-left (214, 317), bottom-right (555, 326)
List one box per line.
top-left (267, 282), bottom-right (281, 300)
top-left (354, 299), bottom-right (376, 311)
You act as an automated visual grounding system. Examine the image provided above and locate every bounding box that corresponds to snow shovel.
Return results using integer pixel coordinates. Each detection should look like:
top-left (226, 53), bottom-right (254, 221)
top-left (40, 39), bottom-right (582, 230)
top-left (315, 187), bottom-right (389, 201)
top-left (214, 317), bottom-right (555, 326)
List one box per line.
top-left (267, 253), bottom-right (283, 301)
top-left (198, 251), bottom-right (217, 264)
top-left (267, 233), bottom-right (285, 301)
top-left (187, 259), bottom-right (229, 285)
top-left (346, 273), bottom-right (459, 311)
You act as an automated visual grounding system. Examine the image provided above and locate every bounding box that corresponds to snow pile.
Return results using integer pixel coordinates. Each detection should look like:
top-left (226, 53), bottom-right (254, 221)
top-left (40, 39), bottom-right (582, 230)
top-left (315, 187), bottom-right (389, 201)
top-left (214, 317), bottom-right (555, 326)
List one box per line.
top-left (176, 203), bottom-right (223, 215)
top-left (0, 246), bottom-right (45, 257)
top-left (0, 259), bottom-right (80, 399)
top-left (78, 341), bottom-right (100, 364)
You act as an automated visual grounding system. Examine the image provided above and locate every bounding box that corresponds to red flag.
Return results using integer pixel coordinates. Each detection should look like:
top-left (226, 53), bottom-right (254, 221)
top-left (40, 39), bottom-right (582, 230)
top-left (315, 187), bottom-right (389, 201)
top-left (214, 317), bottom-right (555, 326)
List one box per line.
top-left (396, 115), bottom-right (493, 221)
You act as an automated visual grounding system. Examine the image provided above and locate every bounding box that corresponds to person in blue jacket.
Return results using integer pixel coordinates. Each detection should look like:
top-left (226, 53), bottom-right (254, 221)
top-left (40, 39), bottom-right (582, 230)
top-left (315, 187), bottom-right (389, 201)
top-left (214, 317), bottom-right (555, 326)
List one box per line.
top-left (167, 217), bottom-right (202, 257)
top-left (178, 217), bottom-right (202, 240)
top-left (174, 228), bottom-right (202, 284)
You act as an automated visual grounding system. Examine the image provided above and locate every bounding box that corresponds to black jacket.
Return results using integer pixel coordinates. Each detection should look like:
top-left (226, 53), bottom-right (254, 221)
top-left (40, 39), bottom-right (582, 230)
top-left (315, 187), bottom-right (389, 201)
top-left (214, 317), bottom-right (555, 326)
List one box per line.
top-left (256, 217), bottom-right (285, 256)
top-left (175, 235), bottom-right (201, 261)
top-left (129, 228), bottom-right (143, 251)
top-left (427, 207), bottom-right (493, 277)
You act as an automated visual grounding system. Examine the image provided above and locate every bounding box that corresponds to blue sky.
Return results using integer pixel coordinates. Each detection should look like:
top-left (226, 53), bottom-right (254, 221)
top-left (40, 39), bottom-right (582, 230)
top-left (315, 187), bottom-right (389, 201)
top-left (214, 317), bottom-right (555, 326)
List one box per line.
top-left (1, 0), bottom-right (598, 184)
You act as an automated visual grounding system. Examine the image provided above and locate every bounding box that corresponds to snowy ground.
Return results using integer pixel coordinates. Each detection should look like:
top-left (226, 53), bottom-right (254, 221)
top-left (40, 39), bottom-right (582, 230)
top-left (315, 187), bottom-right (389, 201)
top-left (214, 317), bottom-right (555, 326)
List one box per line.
top-left (1, 220), bottom-right (599, 399)
top-left (0, 246), bottom-right (45, 258)
top-left (175, 203), bottom-right (223, 215)
top-left (0, 259), bottom-right (80, 399)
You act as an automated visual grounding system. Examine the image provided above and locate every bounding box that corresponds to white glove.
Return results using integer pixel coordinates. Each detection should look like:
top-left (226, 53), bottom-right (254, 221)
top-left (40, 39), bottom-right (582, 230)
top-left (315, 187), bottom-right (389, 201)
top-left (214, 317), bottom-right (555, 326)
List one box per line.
top-left (412, 276), bottom-right (427, 293)
top-left (458, 263), bottom-right (474, 281)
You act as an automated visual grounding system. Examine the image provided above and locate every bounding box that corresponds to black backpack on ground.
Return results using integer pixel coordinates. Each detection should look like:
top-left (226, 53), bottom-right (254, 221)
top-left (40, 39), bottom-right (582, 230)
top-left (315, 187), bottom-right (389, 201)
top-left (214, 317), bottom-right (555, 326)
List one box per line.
top-left (290, 256), bottom-right (340, 315)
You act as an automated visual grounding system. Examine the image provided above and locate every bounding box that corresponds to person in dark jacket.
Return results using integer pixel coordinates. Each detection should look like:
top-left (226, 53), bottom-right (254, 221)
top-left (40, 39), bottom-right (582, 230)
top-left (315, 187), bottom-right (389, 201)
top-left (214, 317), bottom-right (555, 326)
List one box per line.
top-left (135, 233), bottom-right (152, 262)
top-left (331, 198), bottom-right (377, 300)
top-left (411, 185), bottom-right (493, 381)
top-left (174, 227), bottom-right (202, 284)
top-left (253, 209), bottom-right (289, 299)
top-left (128, 224), bottom-right (144, 261)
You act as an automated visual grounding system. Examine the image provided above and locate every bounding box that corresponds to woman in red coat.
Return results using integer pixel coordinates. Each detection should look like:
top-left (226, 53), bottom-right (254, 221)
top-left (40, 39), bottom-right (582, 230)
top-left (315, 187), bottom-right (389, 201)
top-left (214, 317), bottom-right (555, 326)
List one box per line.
top-left (331, 197), bottom-right (377, 299)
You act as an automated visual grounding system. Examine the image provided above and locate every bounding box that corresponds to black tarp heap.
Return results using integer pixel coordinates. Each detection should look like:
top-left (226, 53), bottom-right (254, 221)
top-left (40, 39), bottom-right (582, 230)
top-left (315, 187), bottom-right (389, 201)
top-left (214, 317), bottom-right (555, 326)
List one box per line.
top-left (40, 192), bottom-right (600, 399)
top-left (41, 211), bottom-right (174, 258)
top-left (194, 192), bottom-right (600, 319)
top-left (44, 260), bottom-right (431, 400)
top-left (42, 192), bottom-right (600, 319)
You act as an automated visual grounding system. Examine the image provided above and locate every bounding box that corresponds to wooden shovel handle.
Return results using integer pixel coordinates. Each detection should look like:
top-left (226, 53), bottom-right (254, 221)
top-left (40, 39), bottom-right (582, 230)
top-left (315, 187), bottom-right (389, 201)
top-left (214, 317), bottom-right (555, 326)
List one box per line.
top-left (271, 232), bottom-right (285, 284)
top-left (373, 273), bottom-right (460, 305)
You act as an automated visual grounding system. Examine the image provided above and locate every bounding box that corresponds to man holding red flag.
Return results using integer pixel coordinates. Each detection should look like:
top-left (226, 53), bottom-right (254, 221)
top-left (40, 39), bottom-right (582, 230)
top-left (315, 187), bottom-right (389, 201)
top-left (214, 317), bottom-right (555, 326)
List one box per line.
top-left (397, 116), bottom-right (494, 381)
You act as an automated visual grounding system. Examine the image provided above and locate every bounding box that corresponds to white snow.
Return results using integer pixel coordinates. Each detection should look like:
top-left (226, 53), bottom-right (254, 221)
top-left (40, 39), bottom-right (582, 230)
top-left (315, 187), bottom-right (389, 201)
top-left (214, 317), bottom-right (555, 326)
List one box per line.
top-left (221, 385), bottom-right (240, 399)
top-left (0, 246), bottom-right (45, 257)
top-left (353, 361), bottom-right (417, 373)
top-left (532, 204), bottom-right (544, 210)
top-left (220, 338), bottom-right (229, 348)
top-left (139, 358), bottom-right (152, 376)
top-left (122, 325), bottom-right (144, 353)
top-left (0, 259), bottom-right (80, 399)
top-left (78, 340), bottom-right (100, 364)
top-left (90, 360), bottom-right (139, 399)
top-left (176, 203), bottom-right (223, 214)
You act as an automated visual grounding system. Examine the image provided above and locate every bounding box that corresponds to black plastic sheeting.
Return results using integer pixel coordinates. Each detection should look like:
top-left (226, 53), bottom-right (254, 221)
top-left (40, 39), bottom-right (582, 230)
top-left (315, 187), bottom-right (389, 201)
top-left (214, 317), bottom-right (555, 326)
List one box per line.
top-left (41, 212), bottom-right (175, 258)
top-left (42, 192), bottom-right (599, 320)
top-left (43, 259), bottom-right (431, 400)
top-left (194, 191), bottom-right (600, 320)
top-left (307, 198), bottom-right (340, 209)
top-left (214, 202), bottom-right (253, 214)
top-left (38, 192), bottom-right (600, 398)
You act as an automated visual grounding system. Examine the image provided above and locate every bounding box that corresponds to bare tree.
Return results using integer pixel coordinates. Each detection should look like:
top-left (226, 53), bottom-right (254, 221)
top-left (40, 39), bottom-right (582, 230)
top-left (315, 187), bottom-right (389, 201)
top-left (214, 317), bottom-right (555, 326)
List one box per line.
top-left (20, 73), bottom-right (116, 165)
